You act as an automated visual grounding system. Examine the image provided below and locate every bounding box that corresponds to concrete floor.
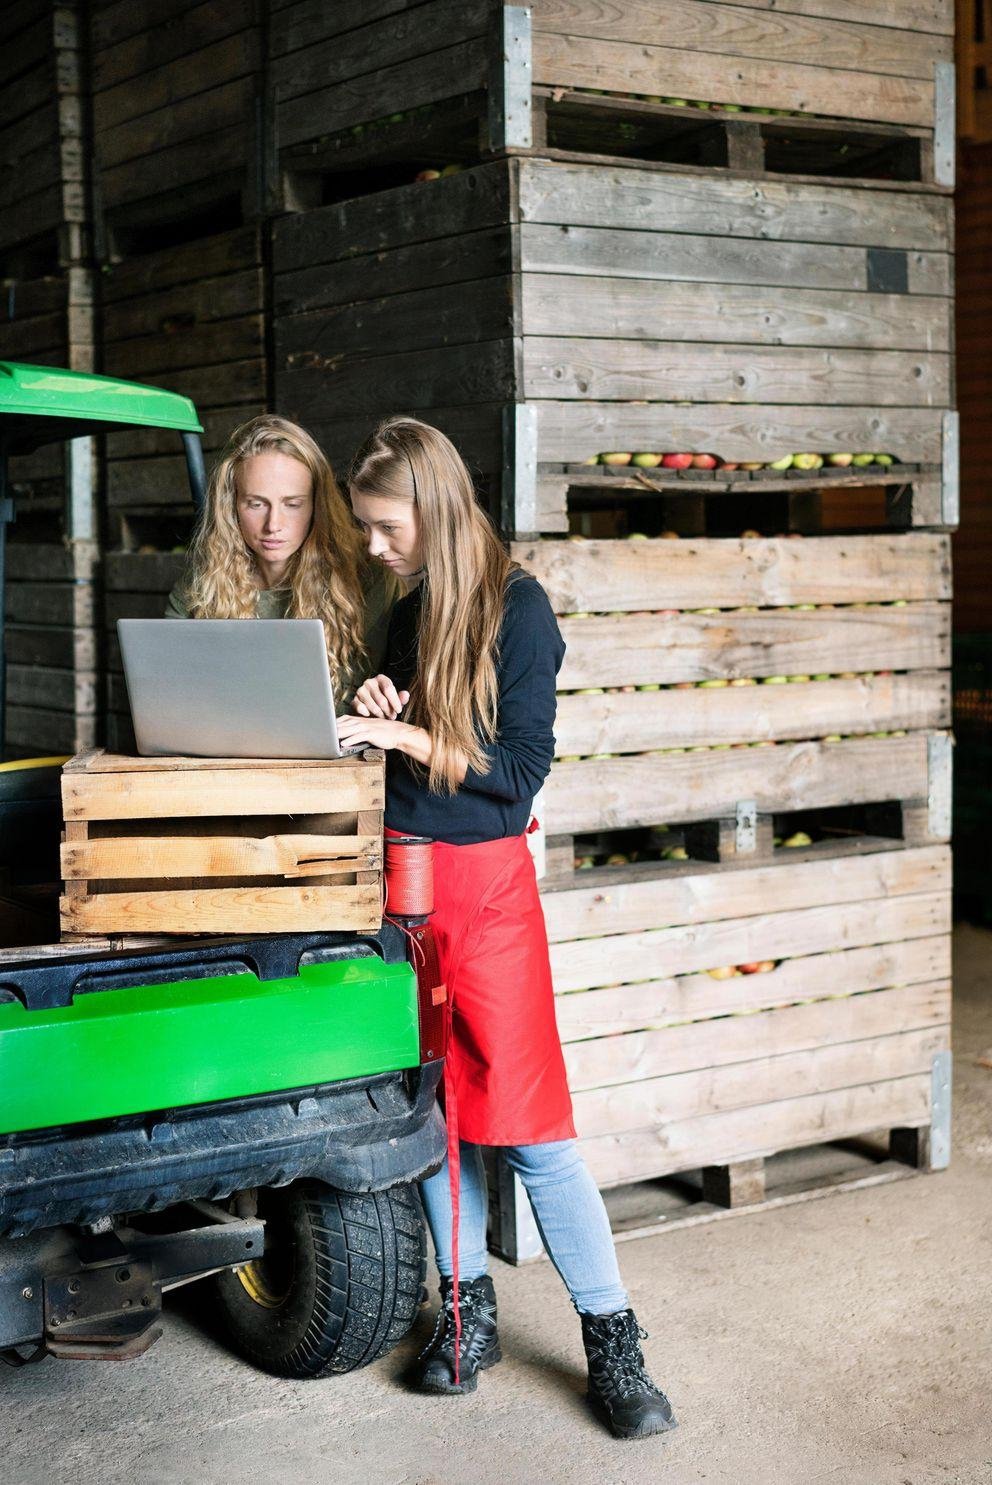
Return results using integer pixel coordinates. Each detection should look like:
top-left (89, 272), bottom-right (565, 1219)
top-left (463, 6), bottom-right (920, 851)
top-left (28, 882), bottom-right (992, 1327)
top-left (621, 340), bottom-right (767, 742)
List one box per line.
top-left (3, 927), bottom-right (992, 1485)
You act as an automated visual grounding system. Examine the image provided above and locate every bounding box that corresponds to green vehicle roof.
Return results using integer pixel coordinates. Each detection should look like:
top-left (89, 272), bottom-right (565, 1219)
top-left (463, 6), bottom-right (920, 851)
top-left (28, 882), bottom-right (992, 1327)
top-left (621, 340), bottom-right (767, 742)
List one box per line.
top-left (0, 361), bottom-right (202, 453)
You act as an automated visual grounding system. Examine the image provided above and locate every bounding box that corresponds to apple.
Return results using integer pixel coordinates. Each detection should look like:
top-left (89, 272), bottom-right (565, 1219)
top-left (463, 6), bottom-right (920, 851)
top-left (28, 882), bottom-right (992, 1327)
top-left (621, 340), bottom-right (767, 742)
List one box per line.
top-left (761, 675), bottom-right (789, 685)
top-left (659, 530), bottom-right (682, 540)
top-left (691, 453), bottom-right (718, 469)
top-left (811, 673), bottom-right (831, 682)
top-left (730, 677), bottom-right (757, 686)
top-left (574, 687), bottom-right (604, 694)
top-left (631, 452), bottom-right (662, 468)
top-left (719, 461), bottom-right (739, 471)
top-left (575, 855), bottom-right (596, 870)
top-left (692, 606), bottom-right (720, 615)
top-left (768, 454), bottom-right (794, 471)
top-left (787, 674), bottom-right (811, 683)
top-left (138, 544), bottom-right (158, 554)
top-left (601, 452), bottom-right (632, 466)
top-left (627, 531), bottom-right (650, 541)
top-left (414, 169), bottom-right (441, 181)
top-left (638, 683), bottom-right (662, 692)
top-left (606, 853), bottom-right (629, 866)
top-left (170, 544), bottom-right (186, 554)
top-left (737, 961), bottom-right (763, 974)
top-left (792, 453), bottom-right (823, 470)
top-left (619, 684), bottom-right (637, 693)
top-left (440, 163), bottom-right (462, 175)
top-left (782, 830), bottom-right (813, 848)
top-left (823, 733), bottom-right (842, 743)
top-left (873, 453), bottom-right (894, 466)
top-left (661, 98), bottom-right (689, 106)
top-left (697, 678), bottom-right (729, 688)
top-left (851, 454), bottom-right (875, 467)
top-left (582, 455), bottom-right (598, 465)
top-left (663, 845), bottom-right (689, 860)
top-left (739, 528), bottom-right (762, 539)
top-left (672, 681), bottom-right (694, 690)
top-left (707, 966), bottom-right (740, 980)
top-left (661, 452), bottom-right (693, 469)
top-left (826, 453), bottom-right (853, 467)
top-left (739, 461), bottom-right (765, 471)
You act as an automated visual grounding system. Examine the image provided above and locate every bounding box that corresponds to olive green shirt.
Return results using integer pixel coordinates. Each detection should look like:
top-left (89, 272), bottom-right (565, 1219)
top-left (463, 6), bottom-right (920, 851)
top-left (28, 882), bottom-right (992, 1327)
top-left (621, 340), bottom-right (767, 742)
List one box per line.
top-left (164, 561), bottom-right (400, 707)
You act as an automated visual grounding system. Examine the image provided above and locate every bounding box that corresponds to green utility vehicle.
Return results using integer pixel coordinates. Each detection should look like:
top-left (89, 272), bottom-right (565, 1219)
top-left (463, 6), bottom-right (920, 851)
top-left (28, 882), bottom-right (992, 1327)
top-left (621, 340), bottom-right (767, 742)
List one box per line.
top-left (0, 364), bottom-right (446, 1373)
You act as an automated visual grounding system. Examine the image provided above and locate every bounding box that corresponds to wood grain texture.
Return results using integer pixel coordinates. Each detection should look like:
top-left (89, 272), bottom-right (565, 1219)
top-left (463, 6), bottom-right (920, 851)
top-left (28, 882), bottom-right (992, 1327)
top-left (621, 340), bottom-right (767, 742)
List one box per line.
top-left (62, 762), bottom-right (384, 820)
top-left (550, 888), bottom-right (949, 993)
top-left (61, 833), bottom-right (382, 881)
top-left (544, 733), bottom-right (936, 834)
top-left (60, 883), bottom-right (383, 935)
top-left (514, 535), bottom-right (951, 611)
top-left (556, 603), bottom-right (949, 688)
top-left (541, 842), bottom-right (950, 941)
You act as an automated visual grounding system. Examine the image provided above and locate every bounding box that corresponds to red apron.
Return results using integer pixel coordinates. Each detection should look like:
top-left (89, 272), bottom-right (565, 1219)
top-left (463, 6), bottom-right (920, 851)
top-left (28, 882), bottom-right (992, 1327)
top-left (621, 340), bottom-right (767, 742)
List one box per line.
top-left (390, 828), bottom-right (575, 1146)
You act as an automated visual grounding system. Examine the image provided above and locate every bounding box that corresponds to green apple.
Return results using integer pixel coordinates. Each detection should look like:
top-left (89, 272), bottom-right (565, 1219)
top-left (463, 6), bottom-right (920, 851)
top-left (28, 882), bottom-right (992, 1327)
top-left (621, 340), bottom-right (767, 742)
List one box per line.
top-left (631, 452), bottom-right (662, 468)
top-left (706, 965), bottom-right (739, 980)
top-left (792, 452), bottom-right (823, 470)
top-left (823, 734), bottom-right (843, 743)
top-left (811, 673), bottom-right (832, 682)
top-left (637, 683), bottom-right (661, 692)
top-left (761, 675), bottom-right (789, 684)
top-left (627, 532), bottom-right (650, 540)
top-left (440, 163), bottom-right (462, 175)
top-left (782, 830), bottom-right (813, 847)
top-left (600, 452), bottom-right (632, 466)
top-left (851, 454), bottom-right (875, 467)
top-left (697, 678), bottom-right (729, 688)
top-left (787, 675), bottom-right (811, 683)
top-left (873, 453), bottom-right (894, 466)
top-left (768, 454), bottom-right (794, 471)
top-left (574, 687), bottom-right (604, 694)
top-left (729, 677), bottom-right (758, 686)
top-left (663, 845), bottom-right (689, 860)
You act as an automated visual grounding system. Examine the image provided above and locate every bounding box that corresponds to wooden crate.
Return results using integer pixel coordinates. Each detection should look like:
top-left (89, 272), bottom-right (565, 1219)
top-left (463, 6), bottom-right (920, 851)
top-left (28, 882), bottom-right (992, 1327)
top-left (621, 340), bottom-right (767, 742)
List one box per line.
top-left (0, 0), bottom-right (89, 265)
top-left (102, 551), bottom-right (187, 753)
top-left (514, 531), bottom-right (951, 841)
top-left (272, 0), bottom-right (954, 190)
top-left (101, 227), bottom-right (268, 516)
top-left (951, 141), bottom-right (992, 633)
top-left (272, 156), bottom-right (957, 532)
top-left (89, 0), bottom-right (266, 235)
top-left (59, 749), bottom-right (385, 938)
top-left (492, 840), bottom-right (952, 1256)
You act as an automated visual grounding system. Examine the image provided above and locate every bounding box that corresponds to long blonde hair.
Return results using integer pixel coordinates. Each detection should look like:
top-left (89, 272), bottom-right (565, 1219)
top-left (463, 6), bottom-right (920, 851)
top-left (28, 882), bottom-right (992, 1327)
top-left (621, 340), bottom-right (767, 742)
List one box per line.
top-left (348, 417), bottom-right (513, 793)
top-left (183, 414), bottom-right (368, 692)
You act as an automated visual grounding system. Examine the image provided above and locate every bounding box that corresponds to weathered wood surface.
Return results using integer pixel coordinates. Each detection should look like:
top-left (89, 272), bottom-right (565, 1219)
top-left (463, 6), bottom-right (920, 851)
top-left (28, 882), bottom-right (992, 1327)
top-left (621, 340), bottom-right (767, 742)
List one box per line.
top-left (550, 886), bottom-right (949, 993)
top-left (580, 1075), bottom-right (931, 1188)
top-left (555, 671), bottom-right (948, 756)
top-left (545, 733), bottom-right (938, 834)
top-left (515, 535), bottom-right (950, 611)
top-left (557, 603), bottom-right (949, 688)
top-left (572, 1023), bottom-right (945, 1138)
top-left (62, 833), bottom-right (382, 881)
top-left (555, 935), bottom-right (950, 1043)
top-left (542, 841), bottom-right (949, 940)
top-left (60, 882), bottom-right (383, 935)
top-left (62, 758), bottom-right (384, 820)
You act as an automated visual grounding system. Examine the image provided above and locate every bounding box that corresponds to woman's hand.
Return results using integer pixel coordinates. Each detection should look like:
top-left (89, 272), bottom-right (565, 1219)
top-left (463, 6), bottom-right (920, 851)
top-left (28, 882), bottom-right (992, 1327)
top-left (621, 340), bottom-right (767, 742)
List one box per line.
top-left (337, 714), bottom-right (430, 761)
top-left (352, 674), bottom-right (410, 720)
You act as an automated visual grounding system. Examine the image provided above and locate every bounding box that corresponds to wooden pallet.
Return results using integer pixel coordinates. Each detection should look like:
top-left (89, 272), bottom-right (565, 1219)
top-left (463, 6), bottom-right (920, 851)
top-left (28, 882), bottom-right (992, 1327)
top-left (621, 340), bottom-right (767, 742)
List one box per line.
top-left (89, 0), bottom-right (266, 236)
top-left (0, 0), bottom-right (90, 266)
top-left (272, 0), bottom-right (954, 190)
top-left (272, 156), bottom-right (957, 532)
top-left (59, 749), bottom-right (385, 939)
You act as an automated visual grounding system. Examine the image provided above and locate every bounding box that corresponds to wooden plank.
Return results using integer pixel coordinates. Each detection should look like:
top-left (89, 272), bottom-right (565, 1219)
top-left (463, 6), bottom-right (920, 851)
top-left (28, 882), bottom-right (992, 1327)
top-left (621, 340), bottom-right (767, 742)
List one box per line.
top-left (554, 933), bottom-right (951, 1041)
top-left (92, 1), bottom-right (250, 91)
top-left (701, 1), bottom-right (953, 38)
top-left (105, 317), bottom-right (265, 380)
top-left (555, 671), bottom-right (949, 755)
top-left (520, 276), bottom-right (950, 351)
top-left (8, 665), bottom-right (96, 715)
top-left (7, 626), bottom-right (96, 671)
top-left (564, 980), bottom-right (948, 1090)
top-left (277, 280), bottom-right (514, 361)
top-left (93, 31), bottom-right (260, 133)
top-left (530, 2), bottom-right (951, 77)
top-left (62, 765), bottom-right (384, 821)
top-left (550, 888), bottom-right (949, 993)
top-left (276, 35), bottom-right (489, 148)
top-left (101, 227), bottom-right (262, 301)
top-left (65, 747), bottom-right (383, 773)
top-left (6, 705), bottom-right (89, 754)
top-left (522, 338), bottom-right (950, 406)
top-left (579, 1075), bottom-right (931, 1187)
top-left (532, 401), bottom-right (945, 465)
top-left (572, 1025), bottom-right (947, 1139)
top-left (542, 842), bottom-right (950, 941)
top-left (62, 833), bottom-right (382, 880)
top-left (514, 534), bottom-right (951, 612)
top-left (6, 583), bottom-right (95, 628)
top-left (59, 883), bottom-right (383, 935)
top-left (278, 337), bottom-right (514, 417)
top-left (557, 603), bottom-right (950, 689)
top-left (516, 159), bottom-right (951, 252)
top-left (105, 552), bottom-right (186, 593)
top-left (531, 33), bottom-right (934, 127)
top-left (103, 270), bottom-right (264, 344)
top-left (95, 74), bottom-right (255, 169)
top-left (544, 733), bottom-right (936, 834)
top-left (98, 123), bottom-right (248, 215)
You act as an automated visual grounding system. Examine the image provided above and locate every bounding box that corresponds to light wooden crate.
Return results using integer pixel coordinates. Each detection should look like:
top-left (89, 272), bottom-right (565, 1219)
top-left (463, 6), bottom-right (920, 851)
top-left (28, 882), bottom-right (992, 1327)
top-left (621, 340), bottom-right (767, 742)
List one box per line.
top-left (59, 750), bottom-right (385, 938)
top-left (272, 0), bottom-right (954, 188)
top-left (493, 841), bottom-right (952, 1256)
top-left (273, 156), bottom-right (956, 533)
top-left (515, 531), bottom-right (951, 843)
top-left (89, 1), bottom-right (265, 234)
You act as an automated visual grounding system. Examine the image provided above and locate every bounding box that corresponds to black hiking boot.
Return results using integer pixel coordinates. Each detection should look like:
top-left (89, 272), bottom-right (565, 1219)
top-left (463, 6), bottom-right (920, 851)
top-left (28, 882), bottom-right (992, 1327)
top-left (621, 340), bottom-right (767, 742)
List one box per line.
top-left (581, 1308), bottom-right (677, 1439)
top-left (413, 1274), bottom-right (501, 1395)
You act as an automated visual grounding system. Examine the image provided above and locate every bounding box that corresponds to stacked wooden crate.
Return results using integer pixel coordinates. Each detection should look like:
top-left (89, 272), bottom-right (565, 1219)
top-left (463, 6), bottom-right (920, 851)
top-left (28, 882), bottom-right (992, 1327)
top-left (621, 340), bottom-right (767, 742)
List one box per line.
top-left (0, 0), bottom-right (97, 759)
top-left (272, 0), bottom-right (956, 1235)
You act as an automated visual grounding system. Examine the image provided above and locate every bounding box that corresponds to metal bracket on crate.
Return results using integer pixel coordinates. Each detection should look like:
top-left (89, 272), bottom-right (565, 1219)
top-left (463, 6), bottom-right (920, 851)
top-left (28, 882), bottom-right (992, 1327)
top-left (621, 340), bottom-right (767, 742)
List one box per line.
top-left (502, 402), bottom-right (538, 537)
top-left (735, 800), bottom-right (757, 856)
top-left (926, 733), bottom-right (952, 840)
top-left (930, 1049), bottom-right (952, 1170)
top-left (933, 62), bottom-right (956, 188)
top-left (941, 411), bottom-right (960, 527)
top-left (488, 6), bottom-right (533, 151)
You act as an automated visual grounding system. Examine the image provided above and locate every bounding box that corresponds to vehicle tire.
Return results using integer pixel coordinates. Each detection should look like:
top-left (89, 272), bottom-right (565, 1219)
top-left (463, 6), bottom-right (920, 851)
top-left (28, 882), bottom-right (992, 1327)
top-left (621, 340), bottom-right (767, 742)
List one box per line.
top-left (213, 1180), bottom-right (426, 1378)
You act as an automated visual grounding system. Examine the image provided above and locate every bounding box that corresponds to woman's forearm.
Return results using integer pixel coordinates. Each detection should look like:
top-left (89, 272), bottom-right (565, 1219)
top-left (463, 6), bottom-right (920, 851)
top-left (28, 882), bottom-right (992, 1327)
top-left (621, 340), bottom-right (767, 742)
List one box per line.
top-left (398, 724), bottom-right (468, 784)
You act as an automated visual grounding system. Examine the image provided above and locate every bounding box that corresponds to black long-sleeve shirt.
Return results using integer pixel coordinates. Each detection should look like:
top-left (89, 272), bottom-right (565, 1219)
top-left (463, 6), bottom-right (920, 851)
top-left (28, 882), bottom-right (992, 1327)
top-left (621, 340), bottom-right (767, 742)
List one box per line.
top-left (383, 573), bottom-right (565, 845)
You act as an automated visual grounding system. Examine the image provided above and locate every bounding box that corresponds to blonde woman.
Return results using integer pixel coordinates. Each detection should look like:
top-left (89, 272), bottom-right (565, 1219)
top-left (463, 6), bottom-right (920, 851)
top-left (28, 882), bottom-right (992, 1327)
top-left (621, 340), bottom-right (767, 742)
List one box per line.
top-left (337, 417), bottom-right (676, 1441)
top-left (165, 414), bottom-right (400, 703)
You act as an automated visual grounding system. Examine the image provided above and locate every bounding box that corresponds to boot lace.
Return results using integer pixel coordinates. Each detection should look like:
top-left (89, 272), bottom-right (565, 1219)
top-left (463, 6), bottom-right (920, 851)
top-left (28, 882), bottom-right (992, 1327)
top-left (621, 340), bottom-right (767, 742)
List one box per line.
top-left (588, 1319), bottom-right (660, 1400)
top-left (418, 1282), bottom-right (495, 1361)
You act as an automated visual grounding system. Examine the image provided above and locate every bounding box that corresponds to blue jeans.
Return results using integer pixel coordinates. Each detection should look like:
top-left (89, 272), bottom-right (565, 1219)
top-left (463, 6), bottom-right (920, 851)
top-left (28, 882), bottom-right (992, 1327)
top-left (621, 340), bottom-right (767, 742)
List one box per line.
top-left (420, 1139), bottom-right (629, 1316)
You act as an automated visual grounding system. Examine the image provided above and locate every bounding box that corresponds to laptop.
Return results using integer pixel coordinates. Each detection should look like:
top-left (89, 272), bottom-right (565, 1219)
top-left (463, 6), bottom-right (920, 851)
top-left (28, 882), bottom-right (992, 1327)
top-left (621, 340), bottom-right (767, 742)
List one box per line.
top-left (117, 618), bottom-right (363, 759)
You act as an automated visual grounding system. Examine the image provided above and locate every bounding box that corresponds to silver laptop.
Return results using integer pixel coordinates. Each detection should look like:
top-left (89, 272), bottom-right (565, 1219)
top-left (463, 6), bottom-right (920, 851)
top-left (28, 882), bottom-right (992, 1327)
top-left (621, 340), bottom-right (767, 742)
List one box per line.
top-left (118, 619), bottom-right (361, 759)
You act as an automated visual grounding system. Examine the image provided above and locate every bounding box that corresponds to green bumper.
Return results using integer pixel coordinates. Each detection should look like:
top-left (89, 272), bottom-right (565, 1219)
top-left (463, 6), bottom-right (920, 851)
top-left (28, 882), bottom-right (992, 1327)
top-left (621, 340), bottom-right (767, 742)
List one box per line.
top-left (0, 957), bottom-right (420, 1135)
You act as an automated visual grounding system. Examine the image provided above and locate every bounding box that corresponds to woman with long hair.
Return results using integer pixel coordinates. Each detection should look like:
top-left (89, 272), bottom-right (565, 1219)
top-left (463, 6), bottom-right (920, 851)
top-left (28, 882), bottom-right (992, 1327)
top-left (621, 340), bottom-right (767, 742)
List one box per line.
top-left (166, 413), bottom-right (400, 702)
top-left (337, 417), bottom-right (676, 1441)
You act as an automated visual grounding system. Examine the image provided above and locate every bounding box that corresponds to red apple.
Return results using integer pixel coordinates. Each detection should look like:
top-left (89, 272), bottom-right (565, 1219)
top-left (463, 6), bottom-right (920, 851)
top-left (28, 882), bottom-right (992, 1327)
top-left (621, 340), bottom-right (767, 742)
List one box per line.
top-left (661, 452), bottom-right (693, 469)
top-left (737, 962), bottom-right (763, 974)
top-left (414, 168), bottom-right (441, 181)
top-left (691, 453), bottom-right (718, 469)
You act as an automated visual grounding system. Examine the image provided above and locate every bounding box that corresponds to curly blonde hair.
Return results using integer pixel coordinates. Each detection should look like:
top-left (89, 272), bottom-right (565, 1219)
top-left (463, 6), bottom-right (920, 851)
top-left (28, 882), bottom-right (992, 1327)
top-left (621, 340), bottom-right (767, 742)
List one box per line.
top-left (348, 416), bottom-right (514, 794)
top-left (183, 414), bottom-right (369, 693)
